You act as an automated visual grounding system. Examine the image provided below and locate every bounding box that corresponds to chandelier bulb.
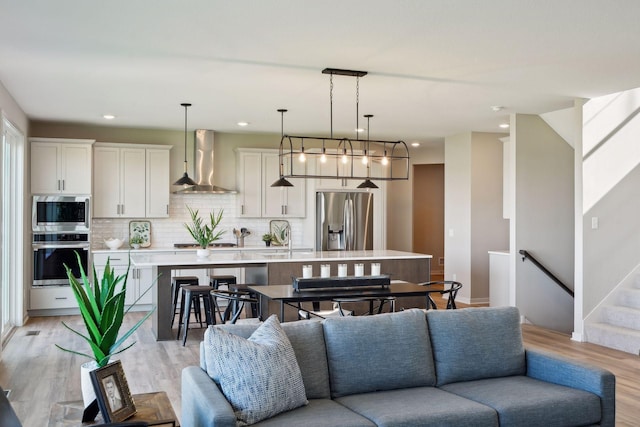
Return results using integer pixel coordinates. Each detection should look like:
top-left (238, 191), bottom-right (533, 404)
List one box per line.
top-left (320, 153), bottom-right (327, 163)
top-left (362, 155), bottom-right (368, 165)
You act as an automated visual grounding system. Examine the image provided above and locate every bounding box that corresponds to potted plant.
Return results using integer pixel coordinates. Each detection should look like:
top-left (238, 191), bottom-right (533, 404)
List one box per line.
top-left (262, 233), bottom-right (274, 247)
top-left (56, 252), bottom-right (155, 407)
top-left (129, 234), bottom-right (144, 249)
top-left (184, 206), bottom-right (225, 257)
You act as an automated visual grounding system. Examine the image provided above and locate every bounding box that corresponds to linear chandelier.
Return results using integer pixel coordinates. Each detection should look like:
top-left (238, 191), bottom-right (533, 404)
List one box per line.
top-left (271, 68), bottom-right (410, 188)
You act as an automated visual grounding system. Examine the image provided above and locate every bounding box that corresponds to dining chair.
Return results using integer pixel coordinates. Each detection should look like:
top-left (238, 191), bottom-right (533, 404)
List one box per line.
top-left (210, 289), bottom-right (259, 324)
top-left (332, 297), bottom-right (396, 316)
top-left (417, 280), bottom-right (462, 310)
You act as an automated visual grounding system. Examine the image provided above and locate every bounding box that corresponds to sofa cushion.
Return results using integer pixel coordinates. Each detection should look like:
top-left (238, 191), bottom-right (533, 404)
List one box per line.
top-left (336, 386), bottom-right (498, 427)
top-left (252, 399), bottom-right (376, 427)
top-left (214, 319), bottom-right (331, 399)
top-left (323, 309), bottom-right (436, 398)
top-left (203, 315), bottom-right (308, 426)
top-left (440, 376), bottom-right (601, 427)
top-left (426, 307), bottom-right (526, 386)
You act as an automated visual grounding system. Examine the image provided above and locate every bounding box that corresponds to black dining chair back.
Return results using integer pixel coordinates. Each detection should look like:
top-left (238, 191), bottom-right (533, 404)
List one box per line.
top-left (418, 281), bottom-right (462, 310)
top-left (210, 289), bottom-right (259, 324)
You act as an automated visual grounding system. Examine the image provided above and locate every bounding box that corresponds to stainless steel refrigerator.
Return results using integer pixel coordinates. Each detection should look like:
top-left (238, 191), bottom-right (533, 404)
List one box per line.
top-left (316, 191), bottom-right (374, 251)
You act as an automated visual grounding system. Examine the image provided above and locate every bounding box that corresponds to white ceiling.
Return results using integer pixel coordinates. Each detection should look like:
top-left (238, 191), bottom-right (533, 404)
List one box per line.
top-left (2, 0), bottom-right (640, 148)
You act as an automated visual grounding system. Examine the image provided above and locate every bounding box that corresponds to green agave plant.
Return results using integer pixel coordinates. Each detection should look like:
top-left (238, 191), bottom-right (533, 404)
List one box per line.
top-left (56, 252), bottom-right (156, 367)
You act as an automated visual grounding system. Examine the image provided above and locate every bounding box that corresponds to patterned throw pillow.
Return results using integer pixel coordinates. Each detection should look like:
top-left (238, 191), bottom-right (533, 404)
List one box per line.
top-left (203, 315), bottom-right (308, 426)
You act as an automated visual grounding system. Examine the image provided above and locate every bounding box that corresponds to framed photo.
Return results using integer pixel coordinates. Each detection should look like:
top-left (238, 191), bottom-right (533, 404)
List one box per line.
top-left (90, 360), bottom-right (136, 422)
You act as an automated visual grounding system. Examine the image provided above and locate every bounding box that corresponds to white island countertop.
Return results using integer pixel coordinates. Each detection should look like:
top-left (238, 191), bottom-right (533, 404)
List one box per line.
top-left (130, 249), bottom-right (431, 267)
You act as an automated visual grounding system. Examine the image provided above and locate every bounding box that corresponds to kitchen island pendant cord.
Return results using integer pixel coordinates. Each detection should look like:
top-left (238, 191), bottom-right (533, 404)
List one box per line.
top-left (173, 102), bottom-right (197, 187)
top-left (271, 109), bottom-right (294, 187)
top-left (357, 114), bottom-right (379, 189)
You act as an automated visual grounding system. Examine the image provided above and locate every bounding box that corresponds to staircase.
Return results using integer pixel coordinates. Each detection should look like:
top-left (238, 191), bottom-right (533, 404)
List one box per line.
top-left (586, 276), bottom-right (640, 354)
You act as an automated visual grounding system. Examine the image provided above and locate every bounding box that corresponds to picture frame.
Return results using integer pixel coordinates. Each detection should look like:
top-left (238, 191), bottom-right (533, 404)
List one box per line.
top-left (129, 220), bottom-right (151, 248)
top-left (90, 360), bottom-right (137, 423)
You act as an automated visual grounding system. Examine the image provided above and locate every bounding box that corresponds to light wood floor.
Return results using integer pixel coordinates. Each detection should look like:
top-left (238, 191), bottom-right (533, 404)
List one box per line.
top-left (1, 308), bottom-right (638, 426)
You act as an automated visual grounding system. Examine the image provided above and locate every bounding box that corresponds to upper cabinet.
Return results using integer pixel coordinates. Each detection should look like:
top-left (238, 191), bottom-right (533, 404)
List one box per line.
top-left (236, 150), bottom-right (263, 217)
top-left (31, 138), bottom-right (94, 194)
top-left (235, 148), bottom-right (306, 218)
top-left (262, 152), bottom-right (306, 217)
top-left (93, 143), bottom-right (171, 218)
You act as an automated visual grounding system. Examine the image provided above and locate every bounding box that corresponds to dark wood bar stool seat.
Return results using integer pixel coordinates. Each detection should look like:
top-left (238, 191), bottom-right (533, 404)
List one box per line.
top-left (171, 276), bottom-right (199, 327)
top-left (209, 274), bottom-right (237, 289)
top-left (177, 285), bottom-right (215, 346)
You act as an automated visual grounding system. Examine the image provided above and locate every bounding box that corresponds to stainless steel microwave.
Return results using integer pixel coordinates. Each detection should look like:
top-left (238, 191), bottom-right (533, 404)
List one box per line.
top-left (32, 195), bottom-right (90, 232)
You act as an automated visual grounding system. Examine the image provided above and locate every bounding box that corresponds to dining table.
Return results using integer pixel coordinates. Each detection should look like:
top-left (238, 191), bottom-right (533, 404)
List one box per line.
top-left (247, 281), bottom-right (445, 321)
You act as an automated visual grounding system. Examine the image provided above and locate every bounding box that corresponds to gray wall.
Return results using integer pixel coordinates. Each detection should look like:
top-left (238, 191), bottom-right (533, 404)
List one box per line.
top-left (386, 146), bottom-right (444, 252)
top-left (445, 132), bottom-right (507, 304)
top-left (514, 114), bottom-right (574, 333)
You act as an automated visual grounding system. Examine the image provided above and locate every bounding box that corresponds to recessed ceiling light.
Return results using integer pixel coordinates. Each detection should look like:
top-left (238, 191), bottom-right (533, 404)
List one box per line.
top-left (103, 114), bottom-right (116, 120)
top-left (499, 123), bottom-right (510, 129)
top-left (491, 106), bottom-right (504, 112)
top-left (411, 142), bottom-right (420, 147)
top-left (237, 121), bottom-right (249, 127)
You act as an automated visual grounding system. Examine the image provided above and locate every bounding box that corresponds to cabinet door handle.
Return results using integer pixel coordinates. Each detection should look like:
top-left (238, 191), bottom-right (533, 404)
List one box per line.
top-left (57, 180), bottom-right (61, 191)
top-left (55, 297), bottom-right (68, 300)
top-left (62, 180), bottom-right (65, 191)
top-left (166, 205), bottom-right (169, 215)
top-left (241, 204), bottom-right (245, 215)
top-left (121, 204), bottom-right (125, 215)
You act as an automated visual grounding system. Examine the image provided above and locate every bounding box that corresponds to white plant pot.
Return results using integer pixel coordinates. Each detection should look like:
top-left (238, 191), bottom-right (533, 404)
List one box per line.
top-left (80, 360), bottom-right (99, 408)
top-left (197, 248), bottom-right (210, 258)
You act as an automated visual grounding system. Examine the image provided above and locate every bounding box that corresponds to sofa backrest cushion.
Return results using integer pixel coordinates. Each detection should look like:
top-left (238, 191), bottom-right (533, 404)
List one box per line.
top-left (210, 319), bottom-right (331, 399)
top-left (323, 309), bottom-right (436, 398)
top-left (426, 307), bottom-right (526, 386)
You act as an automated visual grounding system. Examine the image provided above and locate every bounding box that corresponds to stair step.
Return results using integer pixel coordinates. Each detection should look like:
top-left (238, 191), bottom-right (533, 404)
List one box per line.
top-left (616, 288), bottom-right (640, 309)
top-left (601, 305), bottom-right (640, 330)
top-left (586, 322), bottom-right (640, 354)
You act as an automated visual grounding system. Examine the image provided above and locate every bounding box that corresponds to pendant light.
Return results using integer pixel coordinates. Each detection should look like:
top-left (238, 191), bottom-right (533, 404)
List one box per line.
top-left (271, 109), bottom-right (294, 187)
top-left (173, 103), bottom-right (197, 187)
top-left (357, 114), bottom-right (379, 189)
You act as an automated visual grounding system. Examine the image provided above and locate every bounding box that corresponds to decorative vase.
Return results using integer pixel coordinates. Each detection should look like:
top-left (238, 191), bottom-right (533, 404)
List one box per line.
top-left (80, 360), bottom-right (99, 407)
top-left (197, 248), bottom-right (210, 258)
top-left (265, 241), bottom-right (271, 247)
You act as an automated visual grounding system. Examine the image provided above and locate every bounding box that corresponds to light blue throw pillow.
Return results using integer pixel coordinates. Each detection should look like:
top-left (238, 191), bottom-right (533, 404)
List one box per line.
top-left (204, 315), bottom-right (308, 426)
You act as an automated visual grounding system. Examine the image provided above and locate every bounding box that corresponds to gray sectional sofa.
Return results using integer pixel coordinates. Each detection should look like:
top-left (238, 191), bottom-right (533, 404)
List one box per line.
top-left (182, 307), bottom-right (615, 427)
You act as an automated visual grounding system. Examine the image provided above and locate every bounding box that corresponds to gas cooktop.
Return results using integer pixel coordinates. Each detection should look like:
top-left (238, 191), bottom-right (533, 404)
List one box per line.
top-left (173, 242), bottom-right (237, 248)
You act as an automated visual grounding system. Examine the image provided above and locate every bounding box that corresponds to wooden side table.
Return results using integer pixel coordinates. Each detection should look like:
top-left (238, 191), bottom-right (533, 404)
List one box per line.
top-left (48, 391), bottom-right (179, 426)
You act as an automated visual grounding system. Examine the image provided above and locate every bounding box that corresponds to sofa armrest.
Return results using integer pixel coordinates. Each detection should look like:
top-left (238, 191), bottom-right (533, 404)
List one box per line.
top-left (525, 349), bottom-right (615, 427)
top-left (181, 366), bottom-right (237, 427)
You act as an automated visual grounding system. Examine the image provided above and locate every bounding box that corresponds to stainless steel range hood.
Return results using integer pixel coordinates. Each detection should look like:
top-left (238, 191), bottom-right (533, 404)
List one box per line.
top-left (174, 129), bottom-right (237, 194)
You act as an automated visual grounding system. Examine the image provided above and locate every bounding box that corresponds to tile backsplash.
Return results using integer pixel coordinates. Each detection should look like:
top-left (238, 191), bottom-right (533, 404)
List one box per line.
top-left (91, 193), bottom-right (307, 250)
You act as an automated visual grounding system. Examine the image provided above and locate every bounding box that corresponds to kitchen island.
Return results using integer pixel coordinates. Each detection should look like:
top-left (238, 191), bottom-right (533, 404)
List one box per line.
top-left (131, 250), bottom-right (431, 340)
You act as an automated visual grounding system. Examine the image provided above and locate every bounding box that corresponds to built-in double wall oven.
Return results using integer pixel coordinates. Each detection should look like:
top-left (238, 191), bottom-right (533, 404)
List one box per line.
top-left (32, 195), bottom-right (90, 287)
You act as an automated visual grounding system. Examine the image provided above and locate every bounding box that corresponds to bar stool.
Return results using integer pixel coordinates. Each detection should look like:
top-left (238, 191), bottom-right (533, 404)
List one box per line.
top-left (171, 276), bottom-right (199, 327)
top-left (209, 274), bottom-right (237, 289)
top-left (209, 275), bottom-right (237, 320)
top-left (178, 285), bottom-right (216, 346)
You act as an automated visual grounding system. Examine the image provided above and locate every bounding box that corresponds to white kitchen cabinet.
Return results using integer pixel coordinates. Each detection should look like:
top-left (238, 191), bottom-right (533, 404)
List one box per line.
top-left (146, 148), bottom-right (171, 217)
top-left (31, 138), bottom-right (94, 194)
top-left (315, 152), bottom-right (367, 189)
top-left (236, 148), bottom-right (306, 218)
top-left (93, 143), bottom-right (170, 218)
top-left (30, 286), bottom-right (76, 309)
top-left (93, 253), bottom-right (153, 306)
top-left (236, 150), bottom-right (263, 217)
top-left (262, 152), bottom-right (306, 217)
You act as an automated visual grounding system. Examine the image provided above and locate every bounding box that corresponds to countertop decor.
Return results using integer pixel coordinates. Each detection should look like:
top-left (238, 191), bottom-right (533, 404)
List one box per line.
top-left (129, 220), bottom-right (151, 248)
